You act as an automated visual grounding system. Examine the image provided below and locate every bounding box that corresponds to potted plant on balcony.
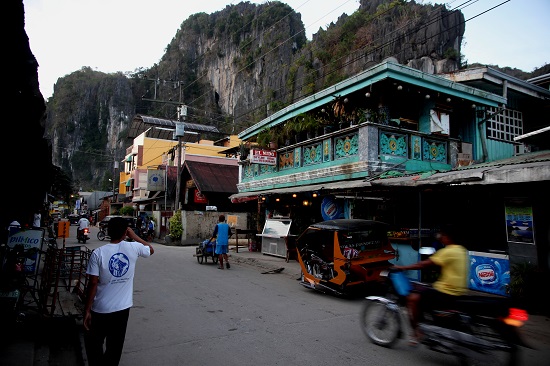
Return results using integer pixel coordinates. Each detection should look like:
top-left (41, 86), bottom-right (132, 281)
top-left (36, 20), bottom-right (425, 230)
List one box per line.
top-left (239, 141), bottom-right (250, 160)
top-left (301, 113), bottom-right (321, 139)
top-left (256, 128), bottom-right (271, 149)
top-left (282, 120), bottom-right (298, 146)
top-left (361, 108), bottom-right (374, 123)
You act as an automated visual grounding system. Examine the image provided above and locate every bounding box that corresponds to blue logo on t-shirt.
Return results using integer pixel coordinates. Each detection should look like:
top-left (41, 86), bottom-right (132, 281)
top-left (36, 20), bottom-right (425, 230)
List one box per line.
top-left (109, 253), bottom-right (130, 277)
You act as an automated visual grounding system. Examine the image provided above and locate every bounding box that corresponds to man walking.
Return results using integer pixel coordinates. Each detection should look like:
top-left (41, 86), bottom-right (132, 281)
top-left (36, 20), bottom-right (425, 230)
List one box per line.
top-left (83, 216), bottom-right (154, 366)
top-left (207, 214), bottom-right (232, 269)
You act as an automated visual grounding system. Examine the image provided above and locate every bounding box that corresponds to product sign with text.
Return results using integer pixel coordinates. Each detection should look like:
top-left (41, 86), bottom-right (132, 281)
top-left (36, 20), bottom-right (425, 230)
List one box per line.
top-left (250, 149), bottom-right (277, 165)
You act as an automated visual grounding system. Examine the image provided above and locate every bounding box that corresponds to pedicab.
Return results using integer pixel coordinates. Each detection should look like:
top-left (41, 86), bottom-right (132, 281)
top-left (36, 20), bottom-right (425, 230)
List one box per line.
top-left (194, 239), bottom-right (219, 264)
top-left (296, 219), bottom-right (396, 296)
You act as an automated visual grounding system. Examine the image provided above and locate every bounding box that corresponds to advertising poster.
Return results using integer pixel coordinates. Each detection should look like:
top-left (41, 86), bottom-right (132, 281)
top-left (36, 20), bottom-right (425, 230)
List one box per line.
top-left (321, 195), bottom-right (344, 220)
top-left (468, 251), bottom-right (510, 296)
top-left (504, 198), bottom-right (535, 244)
top-left (7, 228), bottom-right (44, 273)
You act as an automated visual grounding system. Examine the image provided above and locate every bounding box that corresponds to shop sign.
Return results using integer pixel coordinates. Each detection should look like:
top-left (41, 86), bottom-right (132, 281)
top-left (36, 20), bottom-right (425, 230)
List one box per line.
top-left (250, 149), bottom-right (276, 165)
top-left (147, 169), bottom-right (165, 191)
top-left (7, 229), bottom-right (43, 273)
top-left (194, 189), bottom-right (208, 204)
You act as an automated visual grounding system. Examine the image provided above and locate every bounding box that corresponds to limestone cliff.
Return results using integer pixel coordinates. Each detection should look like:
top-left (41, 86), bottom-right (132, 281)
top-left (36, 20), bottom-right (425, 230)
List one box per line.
top-left (45, 0), bottom-right (468, 190)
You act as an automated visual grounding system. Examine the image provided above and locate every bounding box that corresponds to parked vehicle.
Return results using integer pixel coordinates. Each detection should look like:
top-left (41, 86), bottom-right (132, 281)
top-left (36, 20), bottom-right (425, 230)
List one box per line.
top-left (360, 267), bottom-right (530, 365)
top-left (97, 215), bottom-right (138, 241)
top-left (296, 219), bottom-right (396, 296)
top-left (68, 214), bottom-right (80, 226)
top-left (98, 215), bottom-right (136, 230)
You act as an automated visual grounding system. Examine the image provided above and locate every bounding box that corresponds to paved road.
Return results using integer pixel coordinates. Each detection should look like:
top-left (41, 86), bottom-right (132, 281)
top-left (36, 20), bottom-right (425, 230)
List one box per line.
top-left (111, 242), bottom-right (550, 366)
top-left (3, 225), bottom-right (549, 366)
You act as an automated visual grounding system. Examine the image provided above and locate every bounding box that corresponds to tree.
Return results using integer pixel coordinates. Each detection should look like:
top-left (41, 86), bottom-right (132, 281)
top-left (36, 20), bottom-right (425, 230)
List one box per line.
top-left (168, 211), bottom-right (183, 241)
top-left (119, 206), bottom-right (134, 216)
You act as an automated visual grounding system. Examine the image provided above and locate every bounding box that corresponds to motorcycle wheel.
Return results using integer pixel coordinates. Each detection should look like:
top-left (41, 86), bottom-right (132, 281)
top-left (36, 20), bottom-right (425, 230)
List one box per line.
top-left (360, 299), bottom-right (401, 348)
top-left (197, 253), bottom-right (204, 264)
top-left (97, 231), bottom-right (106, 241)
top-left (212, 255), bottom-right (218, 264)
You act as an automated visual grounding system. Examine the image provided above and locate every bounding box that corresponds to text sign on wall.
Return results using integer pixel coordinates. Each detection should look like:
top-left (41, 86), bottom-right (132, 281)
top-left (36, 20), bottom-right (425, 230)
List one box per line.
top-left (250, 149), bottom-right (277, 165)
top-left (147, 169), bottom-right (166, 191)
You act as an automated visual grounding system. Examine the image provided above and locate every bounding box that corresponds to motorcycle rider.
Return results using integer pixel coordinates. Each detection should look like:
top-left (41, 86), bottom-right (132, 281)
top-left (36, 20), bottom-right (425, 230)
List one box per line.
top-left (77, 215), bottom-right (91, 239)
top-left (393, 225), bottom-right (468, 345)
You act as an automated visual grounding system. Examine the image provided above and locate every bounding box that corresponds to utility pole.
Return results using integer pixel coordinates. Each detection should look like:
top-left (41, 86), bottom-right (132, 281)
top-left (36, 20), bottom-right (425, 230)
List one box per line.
top-left (112, 160), bottom-right (119, 203)
top-left (174, 105), bottom-right (187, 211)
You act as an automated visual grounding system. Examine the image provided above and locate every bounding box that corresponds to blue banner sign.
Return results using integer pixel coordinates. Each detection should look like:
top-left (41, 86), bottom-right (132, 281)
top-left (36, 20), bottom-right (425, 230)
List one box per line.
top-left (468, 251), bottom-right (510, 296)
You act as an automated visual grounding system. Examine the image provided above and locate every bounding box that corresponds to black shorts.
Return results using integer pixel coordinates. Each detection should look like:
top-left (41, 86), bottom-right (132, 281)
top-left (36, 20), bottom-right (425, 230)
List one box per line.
top-left (418, 286), bottom-right (457, 312)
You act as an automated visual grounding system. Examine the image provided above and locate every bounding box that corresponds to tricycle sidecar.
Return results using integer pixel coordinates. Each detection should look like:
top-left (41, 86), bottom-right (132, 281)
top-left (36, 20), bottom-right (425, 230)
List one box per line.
top-left (296, 219), bottom-right (396, 296)
top-left (194, 239), bottom-right (219, 264)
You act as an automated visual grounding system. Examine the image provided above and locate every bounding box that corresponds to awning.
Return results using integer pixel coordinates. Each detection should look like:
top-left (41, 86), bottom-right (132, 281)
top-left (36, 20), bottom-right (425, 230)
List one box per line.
top-left (229, 179), bottom-right (367, 202)
top-left (125, 178), bottom-right (134, 187)
top-left (185, 160), bottom-right (238, 194)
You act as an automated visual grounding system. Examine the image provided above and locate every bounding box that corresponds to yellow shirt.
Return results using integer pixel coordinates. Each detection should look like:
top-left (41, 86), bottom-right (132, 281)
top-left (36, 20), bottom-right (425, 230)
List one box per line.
top-left (430, 244), bottom-right (468, 296)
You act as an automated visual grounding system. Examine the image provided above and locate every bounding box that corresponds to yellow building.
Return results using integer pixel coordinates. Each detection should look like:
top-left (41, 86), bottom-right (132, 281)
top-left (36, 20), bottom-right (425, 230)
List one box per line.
top-left (117, 115), bottom-right (241, 212)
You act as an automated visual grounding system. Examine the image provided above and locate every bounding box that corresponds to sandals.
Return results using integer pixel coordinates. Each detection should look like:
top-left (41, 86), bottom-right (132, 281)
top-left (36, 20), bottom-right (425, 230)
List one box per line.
top-left (218, 265), bottom-right (224, 269)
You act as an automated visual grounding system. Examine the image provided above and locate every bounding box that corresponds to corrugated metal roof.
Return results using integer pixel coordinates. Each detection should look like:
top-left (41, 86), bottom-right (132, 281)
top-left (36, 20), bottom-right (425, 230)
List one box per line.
top-left (368, 150), bottom-right (550, 186)
top-left (128, 114), bottom-right (220, 141)
top-left (185, 160), bottom-right (238, 194)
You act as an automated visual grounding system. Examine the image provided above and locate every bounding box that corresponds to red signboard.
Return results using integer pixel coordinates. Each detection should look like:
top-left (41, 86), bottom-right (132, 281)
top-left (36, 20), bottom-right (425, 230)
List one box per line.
top-left (194, 189), bottom-right (208, 204)
top-left (250, 149), bottom-right (277, 165)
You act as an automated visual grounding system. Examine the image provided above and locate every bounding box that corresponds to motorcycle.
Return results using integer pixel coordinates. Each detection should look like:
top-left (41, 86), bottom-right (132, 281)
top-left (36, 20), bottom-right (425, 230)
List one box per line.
top-left (360, 264), bottom-right (530, 366)
top-left (77, 227), bottom-right (90, 244)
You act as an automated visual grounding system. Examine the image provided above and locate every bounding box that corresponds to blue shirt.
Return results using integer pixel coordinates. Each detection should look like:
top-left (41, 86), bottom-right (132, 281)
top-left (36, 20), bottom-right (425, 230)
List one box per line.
top-left (212, 223), bottom-right (231, 245)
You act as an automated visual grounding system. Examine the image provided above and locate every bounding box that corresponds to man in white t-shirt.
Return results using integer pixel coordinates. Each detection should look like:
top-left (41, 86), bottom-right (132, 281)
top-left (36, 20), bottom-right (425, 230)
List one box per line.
top-left (77, 216), bottom-right (90, 238)
top-left (83, 216), bottom-right (154, 366)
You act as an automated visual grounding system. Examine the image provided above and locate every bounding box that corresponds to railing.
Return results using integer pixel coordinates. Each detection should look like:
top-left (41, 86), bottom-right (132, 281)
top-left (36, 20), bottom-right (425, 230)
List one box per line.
top-left (241, 122), bottom-right (453, 183)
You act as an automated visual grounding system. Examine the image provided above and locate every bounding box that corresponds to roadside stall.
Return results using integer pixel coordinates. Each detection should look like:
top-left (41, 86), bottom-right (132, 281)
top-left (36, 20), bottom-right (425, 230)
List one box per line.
top-left (257, 218), bottom-right (296, 259)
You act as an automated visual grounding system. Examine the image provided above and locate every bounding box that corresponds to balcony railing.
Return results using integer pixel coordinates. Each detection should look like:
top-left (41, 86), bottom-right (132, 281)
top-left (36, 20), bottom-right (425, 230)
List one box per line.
top-left (241, 122), bottom-right (453, 183)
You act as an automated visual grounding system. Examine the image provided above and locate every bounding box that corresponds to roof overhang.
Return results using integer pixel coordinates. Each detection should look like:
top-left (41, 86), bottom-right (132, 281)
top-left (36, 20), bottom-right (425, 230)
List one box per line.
top-left (229, 179), bottom-right (367, 201)
top-left (185, 160), bottom-right (239, 194)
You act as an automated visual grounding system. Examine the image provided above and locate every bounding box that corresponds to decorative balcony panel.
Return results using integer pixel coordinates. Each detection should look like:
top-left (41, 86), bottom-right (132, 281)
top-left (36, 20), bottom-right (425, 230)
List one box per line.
top-left (323, 139), bottom-right (332, 162)
top-left (279, 150), bottom-right (294, 171)
top-left (410, 135), bottom-right (422, 160)
top-left (260, 164), bottom-right (276, 175)
top-left (243, 164), bottom-right (254, 179)
top-left (423, 138), bottom-right (447, 162)
top-left (303, 142), bottom-right (323, 166)
top-left (379, 131), bottom-right (408, 157)
top-left (335, 134), bottom-right (359, 159)
top-left (294, 147), bottom-right (301, 168)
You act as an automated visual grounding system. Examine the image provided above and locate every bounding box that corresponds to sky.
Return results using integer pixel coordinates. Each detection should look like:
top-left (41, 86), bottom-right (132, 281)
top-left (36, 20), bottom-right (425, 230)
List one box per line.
top-left (24, 0), bottom-right (550, 100)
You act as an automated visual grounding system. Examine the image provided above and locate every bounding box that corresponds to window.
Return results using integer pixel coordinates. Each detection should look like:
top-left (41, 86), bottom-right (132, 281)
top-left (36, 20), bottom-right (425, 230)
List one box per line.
top-left (486, 107), bottom-right (523, 143)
